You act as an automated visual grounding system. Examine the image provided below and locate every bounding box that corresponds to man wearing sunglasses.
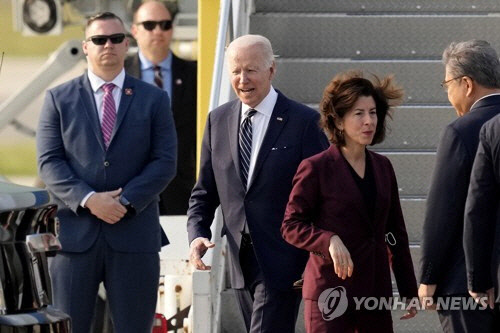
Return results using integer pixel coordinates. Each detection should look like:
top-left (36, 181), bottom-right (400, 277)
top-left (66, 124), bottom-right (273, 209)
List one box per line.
top-left (126, 0), bottom-right (197, 216)
top-left (37, 11), bottom-right (177, 333)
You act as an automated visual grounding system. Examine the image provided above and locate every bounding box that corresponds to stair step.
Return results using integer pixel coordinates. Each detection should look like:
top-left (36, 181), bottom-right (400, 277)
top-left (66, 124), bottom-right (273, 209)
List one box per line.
top-left (379, 152), bottom-right (435, 197)
top-left (308, 105), bottom-right (455, 150)
top-left (401, 198), bottom-right (426, 244)
top-left (255, 0), bottom-right (500, 14)
top-left (251, 14), bottom-right (500, 59)
top-left (274, 59), bottom-right (447, 105)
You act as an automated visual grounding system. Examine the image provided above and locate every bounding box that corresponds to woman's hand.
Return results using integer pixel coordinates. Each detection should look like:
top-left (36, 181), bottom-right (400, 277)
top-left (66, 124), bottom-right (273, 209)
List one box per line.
top-left (329, 235), bottom-right (354, 279)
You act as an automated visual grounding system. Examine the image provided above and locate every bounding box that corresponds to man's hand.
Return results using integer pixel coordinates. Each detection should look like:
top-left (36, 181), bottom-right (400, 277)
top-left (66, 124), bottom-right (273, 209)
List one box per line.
top-left (469, 288), bottom-right (495, 309)
top-left (189, 237), bottom-right (215, 270)
top-left (85, 188), bottom-right (127, 224)
top-left (418, 283), bottom-right (437, 310)
top-left (329, 235), bottom-right (353, 280)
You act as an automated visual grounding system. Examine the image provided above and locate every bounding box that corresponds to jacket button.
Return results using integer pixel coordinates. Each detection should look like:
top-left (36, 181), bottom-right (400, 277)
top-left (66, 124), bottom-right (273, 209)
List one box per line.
top-left (104, 161), bottom-right (110, 167)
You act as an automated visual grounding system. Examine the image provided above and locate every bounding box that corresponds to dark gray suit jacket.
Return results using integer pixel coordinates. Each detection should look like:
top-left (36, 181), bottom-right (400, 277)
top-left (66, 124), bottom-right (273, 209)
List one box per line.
top-left (187, 91), bottom-right (329, 290)
top-left (125, 53), bottom-right (197, 215)
top-left (420, 95), bottom-right (500, 295)
top-left (464, 113), bottom-right (500, 303)
top-left (37, 73), bottom-right (177, 253)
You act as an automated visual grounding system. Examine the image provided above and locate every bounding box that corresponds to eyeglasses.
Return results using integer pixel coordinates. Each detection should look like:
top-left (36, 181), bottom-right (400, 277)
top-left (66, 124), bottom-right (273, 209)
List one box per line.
top-left (137, 20), bottom-right (172, 31)
top-left (440, 76), bottom-right (464, 90)
top-left (86, 33), bottom-right (126, 45)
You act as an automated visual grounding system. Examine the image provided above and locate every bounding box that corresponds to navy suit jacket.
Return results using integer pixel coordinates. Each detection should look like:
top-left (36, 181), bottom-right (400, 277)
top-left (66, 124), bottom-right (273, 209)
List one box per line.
top-left (125, 53), bottom-right (197, 215)
top-left (37, 73), bottom-right (177, 253)
top-left (464, 113), bottom-right (500, 303)
top-left (282, 145), bottom-right (418, 301)
top-left (187, 91), bottom-right (329, 290)
top-left (420, 95), bottom-right (500, 295)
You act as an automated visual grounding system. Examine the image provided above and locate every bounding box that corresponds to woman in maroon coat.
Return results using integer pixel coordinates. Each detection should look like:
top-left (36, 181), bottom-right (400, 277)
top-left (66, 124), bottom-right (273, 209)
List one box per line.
top-left (281, 71), bottom-right (418, 332)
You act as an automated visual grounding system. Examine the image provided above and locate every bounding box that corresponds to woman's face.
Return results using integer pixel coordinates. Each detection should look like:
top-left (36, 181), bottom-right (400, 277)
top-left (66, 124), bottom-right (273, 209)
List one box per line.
top-left (338, 95), bottom-right (378, 148)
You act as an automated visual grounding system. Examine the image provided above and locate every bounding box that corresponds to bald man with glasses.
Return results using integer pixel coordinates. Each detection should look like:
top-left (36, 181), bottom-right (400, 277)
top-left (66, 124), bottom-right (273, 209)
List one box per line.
top-left (37, 12), bottom-right (177, 333)
top-left (126, 0), bottom-right (197, 216)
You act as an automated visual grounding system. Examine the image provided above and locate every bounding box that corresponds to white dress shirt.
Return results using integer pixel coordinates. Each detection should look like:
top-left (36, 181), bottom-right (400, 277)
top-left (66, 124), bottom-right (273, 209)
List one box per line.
top-left (240, 86), bottom-right (278, 189)
top-left (80, 69), bottom-right (126, 207)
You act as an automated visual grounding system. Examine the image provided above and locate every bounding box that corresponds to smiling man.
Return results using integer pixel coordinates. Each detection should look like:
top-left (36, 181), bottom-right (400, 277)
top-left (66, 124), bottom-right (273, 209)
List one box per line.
top-left (187, 34), bottom-right (328, 332)
top-left (37, 12), bottom-right (176, 333)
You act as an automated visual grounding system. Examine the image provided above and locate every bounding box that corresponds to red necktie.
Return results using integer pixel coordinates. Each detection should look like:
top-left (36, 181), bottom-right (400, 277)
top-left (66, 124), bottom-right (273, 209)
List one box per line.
top-left (101, 83), bottom-right (116, 149)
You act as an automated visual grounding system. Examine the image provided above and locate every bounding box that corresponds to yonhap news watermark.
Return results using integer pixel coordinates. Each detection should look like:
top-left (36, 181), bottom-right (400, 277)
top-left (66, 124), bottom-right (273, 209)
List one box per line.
top-left (318, 286), bottom-right (490, 321)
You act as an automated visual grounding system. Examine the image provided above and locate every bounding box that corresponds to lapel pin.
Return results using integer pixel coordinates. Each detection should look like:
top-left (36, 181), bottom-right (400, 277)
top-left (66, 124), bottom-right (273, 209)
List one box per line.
top-left (124, 88), bottom-right (133, 95)
top-left (175, 78), bottom-right (182, 85)
top-left (277, 117), bottom-right (283, 121)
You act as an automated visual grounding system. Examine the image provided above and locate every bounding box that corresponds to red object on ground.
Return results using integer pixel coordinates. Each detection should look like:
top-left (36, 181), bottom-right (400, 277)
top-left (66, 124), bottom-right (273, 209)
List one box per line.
top-left (152, 313), bottom-right (168, 333)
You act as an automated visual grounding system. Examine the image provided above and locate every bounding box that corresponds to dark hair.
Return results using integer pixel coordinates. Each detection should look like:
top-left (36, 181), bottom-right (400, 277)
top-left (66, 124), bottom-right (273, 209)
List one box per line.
top-left (86, 12), bottom-right (124, 29)
top-left (319, 70), bottom-right (403, 146)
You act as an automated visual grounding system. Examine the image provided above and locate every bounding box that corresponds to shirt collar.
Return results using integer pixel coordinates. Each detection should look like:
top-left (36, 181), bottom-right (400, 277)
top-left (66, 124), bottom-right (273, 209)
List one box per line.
top-left (469, 93), bottom-right (500, 112)
top-left (241, 86), bottom-right (278, 117)
top-left (138, 50), bottom-right (172, 71)
top-left (87, 68), bottom-right (125, 92)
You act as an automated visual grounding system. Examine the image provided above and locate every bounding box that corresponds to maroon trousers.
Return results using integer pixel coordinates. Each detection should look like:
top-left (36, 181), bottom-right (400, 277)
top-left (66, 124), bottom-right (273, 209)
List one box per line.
top-left (304, 300), bottom-right (393, 333)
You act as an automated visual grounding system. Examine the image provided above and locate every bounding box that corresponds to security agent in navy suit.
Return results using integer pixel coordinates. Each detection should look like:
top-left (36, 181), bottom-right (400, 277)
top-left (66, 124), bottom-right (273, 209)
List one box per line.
top-left (464, 114), bottom-right (500, 327)
top-left (419, 40), bottom-right (499, 332)
top-left (187, 35), bottom-right (329, 333)
top-left (125, 0), bottom-right (197, 215)
top-left (37, 12), bottom-right (177, 333)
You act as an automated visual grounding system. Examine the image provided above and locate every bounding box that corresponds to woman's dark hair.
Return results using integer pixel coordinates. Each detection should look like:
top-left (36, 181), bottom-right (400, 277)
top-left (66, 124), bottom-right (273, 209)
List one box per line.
top-left (319, 70), bottom-right (403, 146)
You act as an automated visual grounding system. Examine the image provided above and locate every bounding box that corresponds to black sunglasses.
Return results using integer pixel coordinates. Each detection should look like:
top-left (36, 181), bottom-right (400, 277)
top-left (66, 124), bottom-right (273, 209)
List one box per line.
top-left (137, 20), bottom-right (172, 31)
top-left (86, 33), bottom-right (126, 45)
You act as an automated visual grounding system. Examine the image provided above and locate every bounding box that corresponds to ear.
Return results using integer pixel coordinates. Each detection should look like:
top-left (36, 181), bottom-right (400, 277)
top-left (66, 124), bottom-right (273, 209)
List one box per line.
top-left (463, 76), bottom-right (475, 97)
top-left (82, 40), bottom-right (88, 56)
top-left (269, 61), bottom-right (276, 80)
top-left (124, 36), bottom-right (130, 51)
top-left (131, 24), bottom-right (138, 38)
top-left (334, 116), bottom-right (343, 131)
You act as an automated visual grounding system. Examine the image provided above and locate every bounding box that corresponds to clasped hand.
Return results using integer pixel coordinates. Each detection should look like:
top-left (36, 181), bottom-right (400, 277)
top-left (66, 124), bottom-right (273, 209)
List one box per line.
top-left (85, 188), bottom-right (127, 224)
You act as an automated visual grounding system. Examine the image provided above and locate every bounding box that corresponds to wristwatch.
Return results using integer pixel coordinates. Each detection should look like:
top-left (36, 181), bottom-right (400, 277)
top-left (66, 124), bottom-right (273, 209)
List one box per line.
top-left (119, 195), bottom-right (136, 217)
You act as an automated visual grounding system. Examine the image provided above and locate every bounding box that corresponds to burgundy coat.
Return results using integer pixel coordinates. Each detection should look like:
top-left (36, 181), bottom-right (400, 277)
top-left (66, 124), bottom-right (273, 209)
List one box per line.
top-left (281, 145), bottom-right (418, 301)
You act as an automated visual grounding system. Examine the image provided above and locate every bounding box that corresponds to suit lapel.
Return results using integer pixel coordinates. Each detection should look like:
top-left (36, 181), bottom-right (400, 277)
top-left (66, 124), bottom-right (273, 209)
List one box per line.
top-left (171, 55), bottom-right (184, 110)
top-left (227, 100), bottom-right (243, 187)
top-left (80, 74), bottom-right (106, 152)
top-left (247, 93), bottom-right (288, 190)
top-left (110, 75), bottom-right (135, 143)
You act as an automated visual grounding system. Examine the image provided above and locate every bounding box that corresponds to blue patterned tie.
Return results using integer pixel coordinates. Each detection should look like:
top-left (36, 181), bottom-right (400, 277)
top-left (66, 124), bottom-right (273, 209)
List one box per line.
top-left (239, 109), bottom-right (257, 188)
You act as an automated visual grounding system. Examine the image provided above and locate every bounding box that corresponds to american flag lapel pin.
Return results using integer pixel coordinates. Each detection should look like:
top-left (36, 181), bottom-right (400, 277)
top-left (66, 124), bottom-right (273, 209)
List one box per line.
top-left (124, 88), bottom-right (133, 95)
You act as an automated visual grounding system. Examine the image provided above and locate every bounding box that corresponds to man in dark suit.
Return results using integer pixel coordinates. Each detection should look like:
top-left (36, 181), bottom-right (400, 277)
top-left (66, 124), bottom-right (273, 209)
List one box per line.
top-left (419, 39), bottom-right (500, 332)
top-left (464, 114), bottom-right (500, 326)
top-left (187, 34), bottom-right (328, 332)
top-left (37, 12), bottom-right (177, 333)
top-left (125, 0), bottom-right (196, 215)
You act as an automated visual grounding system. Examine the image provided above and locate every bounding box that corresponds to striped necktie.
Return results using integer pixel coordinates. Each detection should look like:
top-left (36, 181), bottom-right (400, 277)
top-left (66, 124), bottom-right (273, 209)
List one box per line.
top-left (239, 109), bottom-right (257, 188)
top-left (153, 65), bottom-right (164, 89)
top-left (101, 83), bottom-right (116, 149)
